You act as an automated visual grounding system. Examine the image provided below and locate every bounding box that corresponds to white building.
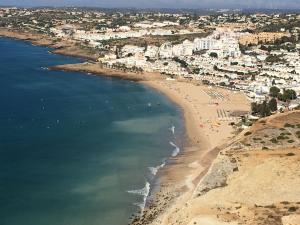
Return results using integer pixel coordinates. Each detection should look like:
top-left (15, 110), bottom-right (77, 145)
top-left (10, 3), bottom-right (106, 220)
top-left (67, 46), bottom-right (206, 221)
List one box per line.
top-left (194, 37), bottom-right (218, 51)
top-left (121, 45), bottom-right (145, 57)
top-left (193, 31), bottom-right (241, 58)
top-left (159, 42), bottom-right (173, 59)
top-left (145, 46), bottom-right (159, 59)
top-left (172, 40), bottom-right (194, 57)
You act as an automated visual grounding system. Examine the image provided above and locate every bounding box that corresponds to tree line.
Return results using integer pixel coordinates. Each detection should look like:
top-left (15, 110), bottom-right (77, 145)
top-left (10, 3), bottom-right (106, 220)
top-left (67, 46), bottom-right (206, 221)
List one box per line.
top-left (251, 86), bottom-right (297, 117)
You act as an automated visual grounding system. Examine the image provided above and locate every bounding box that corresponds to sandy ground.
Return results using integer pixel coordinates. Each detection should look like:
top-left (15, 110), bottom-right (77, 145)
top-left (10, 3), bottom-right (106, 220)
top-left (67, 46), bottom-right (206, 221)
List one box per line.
top-left (145, 80), bottom-right (250, 150)
top-left (129, 80), bottom-right (250, 225)
top-left (141, 112), bottom-right (300, 225)
top-left (151, 148), bottom-right (300, 225)
top-left (143, 79), bottom-right (250, 185)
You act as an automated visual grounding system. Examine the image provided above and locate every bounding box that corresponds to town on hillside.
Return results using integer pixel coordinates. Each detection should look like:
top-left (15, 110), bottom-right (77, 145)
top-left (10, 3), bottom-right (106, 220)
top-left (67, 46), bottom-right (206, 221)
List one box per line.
top-left (1, 7), bottom-right (300, 119)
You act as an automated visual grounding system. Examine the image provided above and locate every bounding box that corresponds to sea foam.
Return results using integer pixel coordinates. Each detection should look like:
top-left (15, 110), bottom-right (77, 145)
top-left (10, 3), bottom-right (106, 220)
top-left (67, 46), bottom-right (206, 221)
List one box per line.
top-left (148, 162), bottom-right (166, 176)
top-left (127, 181), bottom-right (151, 211)
top-left (169, 125), bottom-right (175, 135)
top-left (169, 141), bottom-right (180, 157)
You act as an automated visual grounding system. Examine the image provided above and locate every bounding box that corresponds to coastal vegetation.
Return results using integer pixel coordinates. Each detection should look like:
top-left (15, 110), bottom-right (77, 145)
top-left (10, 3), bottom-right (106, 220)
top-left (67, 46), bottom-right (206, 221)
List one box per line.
top-left (251, 100), bottom-right (272, 117)
top-left (269, 86), bottom-right (297, 102)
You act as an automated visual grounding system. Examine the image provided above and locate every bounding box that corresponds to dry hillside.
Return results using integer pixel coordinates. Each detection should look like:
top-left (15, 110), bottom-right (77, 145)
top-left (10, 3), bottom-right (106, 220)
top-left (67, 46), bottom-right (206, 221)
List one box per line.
top-left (137, 111), bottom-right (300, 225)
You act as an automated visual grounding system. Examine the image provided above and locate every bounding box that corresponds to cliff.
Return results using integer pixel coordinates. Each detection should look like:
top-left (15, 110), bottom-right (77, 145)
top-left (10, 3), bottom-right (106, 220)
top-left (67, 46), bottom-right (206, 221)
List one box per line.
top-left (138, 111), bottom-right (300, 225)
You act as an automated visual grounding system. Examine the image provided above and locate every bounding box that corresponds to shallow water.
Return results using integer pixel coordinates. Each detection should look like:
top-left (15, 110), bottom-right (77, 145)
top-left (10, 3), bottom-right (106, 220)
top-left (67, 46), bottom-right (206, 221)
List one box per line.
top-left (0, 38), bottom-right (184, 225)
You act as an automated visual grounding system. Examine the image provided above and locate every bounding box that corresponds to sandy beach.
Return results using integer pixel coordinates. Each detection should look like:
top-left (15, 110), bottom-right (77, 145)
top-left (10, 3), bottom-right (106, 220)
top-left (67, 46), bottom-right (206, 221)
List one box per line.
top-left (130, 79), bottom-right (250, 225)
top-left (49, 62), bottom-right (251, 224)
top-left (144, 79), bottom-right (249, 179)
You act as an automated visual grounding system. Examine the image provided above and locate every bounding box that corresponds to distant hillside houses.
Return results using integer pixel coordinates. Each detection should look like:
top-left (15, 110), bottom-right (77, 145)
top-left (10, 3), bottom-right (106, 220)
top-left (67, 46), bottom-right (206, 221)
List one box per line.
top-left (133, 21), bottom-right (179, 28)
top-left (155, 31), bottom-right (242, 59)
top-left (121, 45), bottom-right (145, 57)
top-left (158, 40), bottom-right (195, 58)
top-left (195, 37), bottom-right (241, 58)
top-left (145, 46), bottom-right (159, 59)
top-left (239, 32), bottom-right (291, 45)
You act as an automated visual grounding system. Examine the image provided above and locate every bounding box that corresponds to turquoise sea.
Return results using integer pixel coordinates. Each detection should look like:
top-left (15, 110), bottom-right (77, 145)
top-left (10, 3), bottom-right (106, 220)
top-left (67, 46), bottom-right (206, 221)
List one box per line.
top-left (0, 38), bottom-right (184, 225)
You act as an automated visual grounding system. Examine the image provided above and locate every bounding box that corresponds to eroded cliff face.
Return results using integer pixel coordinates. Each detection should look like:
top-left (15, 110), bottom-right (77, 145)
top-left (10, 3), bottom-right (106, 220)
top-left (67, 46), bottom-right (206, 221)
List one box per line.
top-left (147, 111), bottom-right (300, 225)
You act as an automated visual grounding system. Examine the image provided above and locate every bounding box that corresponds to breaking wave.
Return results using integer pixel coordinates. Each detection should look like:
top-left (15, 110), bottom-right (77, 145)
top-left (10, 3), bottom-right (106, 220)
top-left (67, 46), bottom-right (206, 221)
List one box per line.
top-left (148, 162), bottom-right (166, 176)
top-left (169, 125), bottom-right (175, 135)
top-left (169, 141), bottom-right (180, 157)
top-left (127, 181), bottom-right (150, 211)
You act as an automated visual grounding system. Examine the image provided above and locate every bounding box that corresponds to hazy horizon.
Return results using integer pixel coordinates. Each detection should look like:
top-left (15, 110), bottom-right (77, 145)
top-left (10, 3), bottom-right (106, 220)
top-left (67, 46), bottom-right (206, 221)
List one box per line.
top-left (1, 0), bottom-right (300, 10)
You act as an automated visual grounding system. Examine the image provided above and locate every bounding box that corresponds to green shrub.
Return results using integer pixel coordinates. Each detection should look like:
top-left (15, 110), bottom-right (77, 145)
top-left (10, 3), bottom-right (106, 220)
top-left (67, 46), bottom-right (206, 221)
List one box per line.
top-left (286, 153), bottom-right (295, 156)
top-left (277, 135), bottom-right (286, 140)
top-left (244, 131), bottom-right (252, 136)
top-left (284, 123), bottom-right (295, 128)
top-left (270, 138), bottom-right (278, 143)
top-left (253, 137), bottom-right (262, 141)
top-left (288, 207), bottom-right (298, 212)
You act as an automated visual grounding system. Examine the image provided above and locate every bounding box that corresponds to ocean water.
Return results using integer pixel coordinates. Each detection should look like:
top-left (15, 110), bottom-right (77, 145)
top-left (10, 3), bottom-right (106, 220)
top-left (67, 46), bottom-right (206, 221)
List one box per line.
top-left (0, 38), bottom-right (184, 225)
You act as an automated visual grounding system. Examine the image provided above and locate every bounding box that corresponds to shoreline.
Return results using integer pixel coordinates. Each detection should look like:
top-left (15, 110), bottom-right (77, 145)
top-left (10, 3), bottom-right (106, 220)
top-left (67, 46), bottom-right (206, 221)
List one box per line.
top-left (0, 33), bottom-right (250, 224)
top-left (49, 62), bottom-right (250, 225)
top-left (134, 80), bottom-right (250, 224)
top-left (0, 28), bottom-right (99, 61)
top-left (50, 63), bottom-right (164, 82)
